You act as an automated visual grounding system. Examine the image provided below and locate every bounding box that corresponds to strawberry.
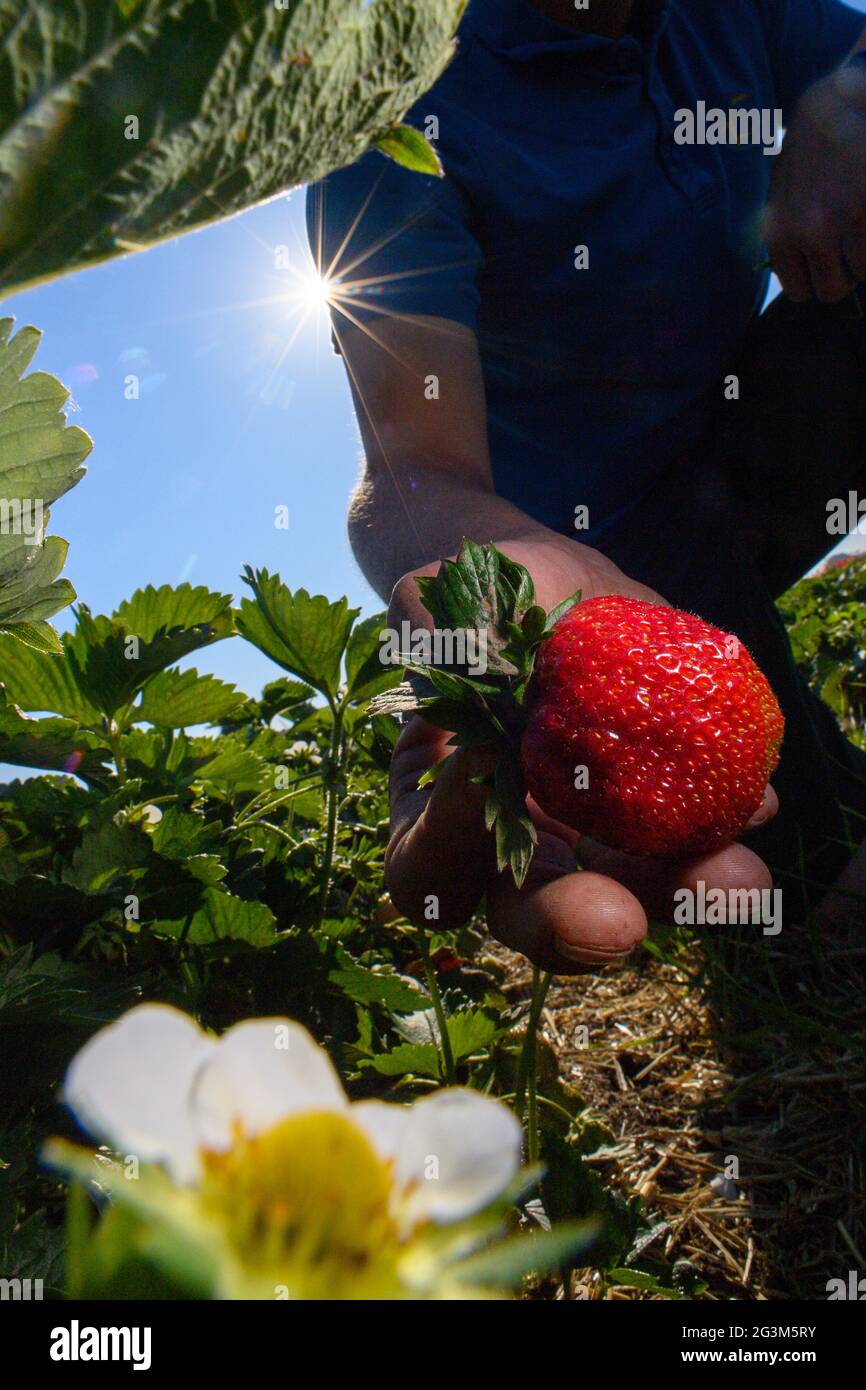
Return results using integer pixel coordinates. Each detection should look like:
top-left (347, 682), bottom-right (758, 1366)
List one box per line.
top-left (520, 595), bottom-right (784, 859)
top-left (372, 542), bottom-right (784, 882)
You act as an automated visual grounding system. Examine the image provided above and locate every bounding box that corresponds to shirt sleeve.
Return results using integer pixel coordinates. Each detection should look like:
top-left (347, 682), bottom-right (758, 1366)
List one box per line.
top-left (758, 0), bottom-right (865, 111)
top-left (305, 146), bottom-right (483, 347)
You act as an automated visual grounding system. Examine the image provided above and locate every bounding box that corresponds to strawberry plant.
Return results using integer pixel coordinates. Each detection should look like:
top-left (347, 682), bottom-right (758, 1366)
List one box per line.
top-left (779, 555), bottom-right (866, 748)
top-left (0, 319), bottom-right (89, 652)
top-left (0, 560), bottom-right (661, 1297)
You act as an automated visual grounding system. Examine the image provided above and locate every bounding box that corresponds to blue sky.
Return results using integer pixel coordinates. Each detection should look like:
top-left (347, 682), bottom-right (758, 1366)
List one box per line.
top-left (3, 189), bottom-right (375, 705)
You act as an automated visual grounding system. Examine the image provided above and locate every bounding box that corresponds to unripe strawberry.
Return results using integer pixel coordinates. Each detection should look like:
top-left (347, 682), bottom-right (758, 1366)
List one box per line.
top-left (520, 596), bottom-right (784, 859)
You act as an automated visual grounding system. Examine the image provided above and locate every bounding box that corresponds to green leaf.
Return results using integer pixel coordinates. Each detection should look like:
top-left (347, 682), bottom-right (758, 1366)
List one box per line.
top-left (58, 588), bottom-right (235, 720)
top-left (374, 124), bottom-right (443, 176)
top-left (112, 584), bottom-right (234, 645)
top-left (257, 678), bottom-right (315, 724)
top-left (236, 569), bottom-right (357, 701)
top-left (147, 886), bottom-right (278, 947)
top-left (0, 618), bottom-right (65, 653)
top-left (328, 950), bottom-right (429, 1012)
top-left (543, 591), bottom-right (582, 634)
top-left (365, 1041), bottom-right (441, 1078)
top-left (63, 818), bottom-right (152, 894)
top-left (445, 1007), bottom-right (497, 1060)
top-left (136, 668), bottom-right (246, 728)
top-left (0, 637), bottom-right (102, 724)
top-left (150, 807), bottom-right (221, 860)
top-left (0, 0), bottom-right (467, 296)
top-left (0, 319), bottom-right (89, 633)
top-left (0, 700), bottom-right (110, 781)
top-left (452, 1220), bottom-right (599, 1288)
top-left (416, 539), bottom-right (501, 633)
top-left (344, 611), bottom-right (393, 703)
top-left (191, 742), bottom-right (271, 794)
top-left (484, 754), bottom-right (536, 888)
top-left (607, 1267), bottom-right (682, 1298)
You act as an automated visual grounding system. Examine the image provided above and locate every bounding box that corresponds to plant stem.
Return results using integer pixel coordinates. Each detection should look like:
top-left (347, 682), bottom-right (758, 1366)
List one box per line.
top-left (313, 702), bottom-right (345, 931)
top-left (515, 965), bottom-right (553, 1163)
top-left (417, 929), bottom-right (456, 1086)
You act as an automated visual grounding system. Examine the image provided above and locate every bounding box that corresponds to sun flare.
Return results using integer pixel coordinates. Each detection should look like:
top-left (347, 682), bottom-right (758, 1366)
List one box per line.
top-left (297, 268), bottom-right (334, 312)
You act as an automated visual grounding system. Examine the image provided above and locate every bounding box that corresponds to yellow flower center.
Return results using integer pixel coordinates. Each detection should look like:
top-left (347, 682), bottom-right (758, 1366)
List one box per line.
top-left (199, 1110), bottom-right (402, 1298)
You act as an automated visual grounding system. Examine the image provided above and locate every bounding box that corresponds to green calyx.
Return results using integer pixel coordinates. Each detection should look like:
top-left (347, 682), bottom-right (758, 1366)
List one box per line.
top-left (369, 540), bottom-right (580, 887)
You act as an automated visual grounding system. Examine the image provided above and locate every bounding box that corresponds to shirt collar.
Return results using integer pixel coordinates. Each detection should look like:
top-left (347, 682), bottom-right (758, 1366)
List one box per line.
top-left (465, 0), bottom-right (670, 60)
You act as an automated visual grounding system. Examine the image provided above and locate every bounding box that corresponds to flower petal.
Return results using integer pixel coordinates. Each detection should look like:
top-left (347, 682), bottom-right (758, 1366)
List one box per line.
top-left (191, 1018), bottom-right (347, 1150)
top-left (63, 1004), bottom-right (215, 1183)
top-left (394, 1089), bottom-right (522, 1225)
top-left (351, 1099), bottom-right (410, 1162)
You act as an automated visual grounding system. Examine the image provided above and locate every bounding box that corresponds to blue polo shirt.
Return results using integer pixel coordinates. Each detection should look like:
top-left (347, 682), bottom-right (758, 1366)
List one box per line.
top-left (306, 0), bottom-right (863, 541)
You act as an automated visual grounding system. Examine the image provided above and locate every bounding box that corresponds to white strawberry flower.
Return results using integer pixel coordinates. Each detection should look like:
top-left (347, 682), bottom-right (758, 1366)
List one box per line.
top-left (56, 1004), bottom-right (523, 1299)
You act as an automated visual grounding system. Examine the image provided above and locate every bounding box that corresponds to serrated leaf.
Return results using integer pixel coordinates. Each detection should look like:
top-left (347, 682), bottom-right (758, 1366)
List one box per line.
top-left (147, 887), bottom-right (278, 947)
top-left (543, 591), bottom-right (582, 634)
top-left (374, 124), bottom-right (443, 176)
top-left (190, 742), bottom-right (270, 794)
top-left (484, 754), bottom-right (536, 888)
top-left (0, 618), bottom-right (64, 652)
top-left (0, 539), bottom-right (74, 625)
top-left (136, 668), bottom-right (245, 728)
top-left (0, 700), bottom-right (110, 782)
top-left (63, 818), bottom-right (152, 894)
top-left (0, 319), bottom-right (88, 634)
top-left (328, 951), bottom-right (428, 1012)
top-left (0, 0), bottom-right (467, 296)
top-left (445, 1008), bottom-right (498, 1060)
top-left (365, 1041), bottom-right (441, 1078)
top-left (112, 585), bottom-right (234, 644)
top-left (344, 611), bottom-right (393, 703)
top-left (150, 807), bottom-right (221, 860)
top-left (0, 634), bottom-right (102, 724)
top-left (257, 677), bottom-right (315, 724)
top-left (60, 590), bottom-right (235, 720)
top-left (236, 569), bottom-right (357, 701)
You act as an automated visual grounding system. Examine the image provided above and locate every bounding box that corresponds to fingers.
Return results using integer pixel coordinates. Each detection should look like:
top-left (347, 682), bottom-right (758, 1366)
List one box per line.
top-left (486, 833), bottom-right (648, 975)
top-left (575, 832), bottom-right (774, 922)
top-left (744, 782), bottom-right (779, 832)
top-left (385, 717), bottom-right (497, 929)
top-left (387, 719), bottom-right (649, 971)
top-left (387, 716), bottom-right (780, 968)
top-left (763, 206), bottom-right (857, 304)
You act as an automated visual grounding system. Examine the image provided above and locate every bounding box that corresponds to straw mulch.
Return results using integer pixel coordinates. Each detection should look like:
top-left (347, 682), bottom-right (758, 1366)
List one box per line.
top-left (494, 917), bottom-right (866, 1301)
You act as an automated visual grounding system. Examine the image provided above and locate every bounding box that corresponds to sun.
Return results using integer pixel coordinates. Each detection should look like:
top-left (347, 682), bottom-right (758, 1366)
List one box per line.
top-left (298, 268), bottom-right (334, 312)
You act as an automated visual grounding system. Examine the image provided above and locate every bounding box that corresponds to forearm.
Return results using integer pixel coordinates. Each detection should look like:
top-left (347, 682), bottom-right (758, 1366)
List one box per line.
top-left (349, 459), bottom-right (656, 622)
top-left (348, 460), bottom-right (553, 602)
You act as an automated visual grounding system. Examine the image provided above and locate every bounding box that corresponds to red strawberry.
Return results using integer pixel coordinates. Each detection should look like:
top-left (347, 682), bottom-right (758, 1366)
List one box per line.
top-left (520, 596), bottom-right (784, 859)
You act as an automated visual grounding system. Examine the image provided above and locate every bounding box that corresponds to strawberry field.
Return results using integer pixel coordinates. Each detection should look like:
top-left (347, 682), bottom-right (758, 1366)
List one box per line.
top-left (1, 0), bottom-right (865, 1307)
top-left (1, 512), bottom-right (864, 1299)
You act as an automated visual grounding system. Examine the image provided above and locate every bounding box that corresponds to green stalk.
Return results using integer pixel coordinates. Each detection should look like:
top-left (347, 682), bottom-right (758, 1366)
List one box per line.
top-left (313, 702), bottom-right (345, 931)
top-left (417, 929), bottom-right (456, 1086)
top-left (514, 964), bottom-right (553, 1161)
